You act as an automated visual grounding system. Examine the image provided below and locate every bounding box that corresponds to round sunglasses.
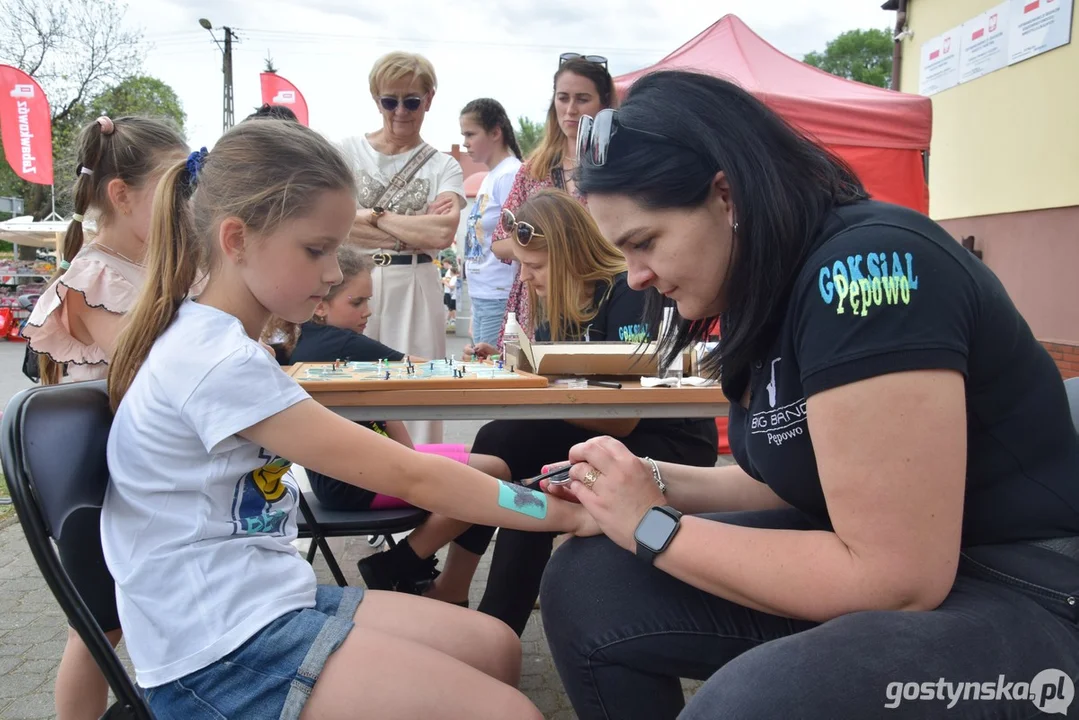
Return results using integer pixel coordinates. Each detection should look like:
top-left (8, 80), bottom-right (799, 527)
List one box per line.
top-left (379, 95), bottom-right (424, 113)
top-left (501, 208), bottom-right (545, 246)
top-left (560, 52), bottom-right (608, 69)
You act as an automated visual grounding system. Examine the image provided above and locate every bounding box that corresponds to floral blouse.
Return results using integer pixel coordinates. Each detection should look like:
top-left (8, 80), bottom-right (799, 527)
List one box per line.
top-left (494, 161), bottom-right (587, 351)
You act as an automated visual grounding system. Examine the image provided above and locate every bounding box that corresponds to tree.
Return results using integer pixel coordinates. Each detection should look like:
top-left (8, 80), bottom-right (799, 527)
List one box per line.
top-left (516, 116), bottom-right (543, 158)
top-left (85, 75), bottom-right (186, 130)
top-left (0, 0), bottom-right (143, 216)
top-left (803, 28), bottom-right (893, 89)
top-left (264, 53), bottom-right (277, 74)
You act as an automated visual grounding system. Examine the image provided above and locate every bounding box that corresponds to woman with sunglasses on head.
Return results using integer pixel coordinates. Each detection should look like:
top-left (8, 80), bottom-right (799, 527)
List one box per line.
top-left (472, 54), bottom-right (616, 359)
top-left (339, 51), bottom-right (465, 444)
top-left (402, 189), bottom-right (717, 629)
top-left (538, 70), bottom-right (1079, 720)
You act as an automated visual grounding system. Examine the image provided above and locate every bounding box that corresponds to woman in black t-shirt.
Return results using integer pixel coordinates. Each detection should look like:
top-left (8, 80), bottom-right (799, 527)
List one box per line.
top-left (538, 71), bottom-right (1079, 720)
top-left (362, 190), bottom-right (718, 626)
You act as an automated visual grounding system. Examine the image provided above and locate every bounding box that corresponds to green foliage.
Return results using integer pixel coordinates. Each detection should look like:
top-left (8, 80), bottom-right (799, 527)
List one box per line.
top-left (0, 0), bottom-right (187, 217)
top-left (804, 28), bottom-right (894, 88)
top-left (516, 116), bottom-right (543, 158)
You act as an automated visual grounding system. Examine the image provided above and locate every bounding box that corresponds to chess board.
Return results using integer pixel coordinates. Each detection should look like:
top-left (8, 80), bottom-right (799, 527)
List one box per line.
top-left (285, 359), bottom-right (549, 391)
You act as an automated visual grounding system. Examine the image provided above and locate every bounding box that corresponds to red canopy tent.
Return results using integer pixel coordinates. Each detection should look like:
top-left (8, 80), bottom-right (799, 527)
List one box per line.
top-left (614, 15), bottom-right (932, 213)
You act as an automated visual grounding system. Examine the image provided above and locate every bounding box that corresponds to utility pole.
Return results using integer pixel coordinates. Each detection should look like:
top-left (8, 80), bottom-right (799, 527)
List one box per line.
top-left (222, 26), bottom-right (235, 131)
top-left (199, 18), bottom-right (238, 132)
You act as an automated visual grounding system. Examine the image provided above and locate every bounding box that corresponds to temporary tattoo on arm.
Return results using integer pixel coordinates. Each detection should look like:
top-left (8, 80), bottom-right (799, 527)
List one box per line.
top-left (497, 480), bottom-right (548, 519)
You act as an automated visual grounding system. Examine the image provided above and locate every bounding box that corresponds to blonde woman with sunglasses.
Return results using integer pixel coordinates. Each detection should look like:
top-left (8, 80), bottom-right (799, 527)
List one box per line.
top-left (339, 51), bottom-right (465, 444)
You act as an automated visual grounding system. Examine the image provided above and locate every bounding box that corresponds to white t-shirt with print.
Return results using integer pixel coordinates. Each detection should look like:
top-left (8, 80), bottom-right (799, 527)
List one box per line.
top-left (101, 300), bottom-right (315, 688)
top-left (338, 135), bottom-right (465, 217)
top-left (464, 156), bottom-right (521, 300)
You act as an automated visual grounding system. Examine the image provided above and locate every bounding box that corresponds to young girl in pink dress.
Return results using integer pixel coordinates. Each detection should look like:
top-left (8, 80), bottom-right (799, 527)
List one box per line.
top-left (22, 114), bottom-right (186, 720)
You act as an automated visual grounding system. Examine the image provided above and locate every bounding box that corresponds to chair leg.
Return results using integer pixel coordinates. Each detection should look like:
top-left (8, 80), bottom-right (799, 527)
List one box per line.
top-left (306, 535), bottom-right (319, 563)
top-left (317, 535), bottom-right (349, 587)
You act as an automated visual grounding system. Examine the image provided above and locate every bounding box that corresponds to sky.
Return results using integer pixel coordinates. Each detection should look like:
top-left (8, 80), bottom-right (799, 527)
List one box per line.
top-left (127, 0), bottom-right (895, 156)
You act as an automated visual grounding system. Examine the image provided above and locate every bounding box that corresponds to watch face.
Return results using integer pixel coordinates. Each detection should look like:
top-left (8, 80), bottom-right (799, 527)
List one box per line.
top-left (635, 509), bottom-right (679, 551)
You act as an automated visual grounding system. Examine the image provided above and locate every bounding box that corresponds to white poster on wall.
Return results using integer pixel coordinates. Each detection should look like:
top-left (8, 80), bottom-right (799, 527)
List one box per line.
top-left (919, 25), bottom-right (963, 95)
top-left (1007, 0), bottom-right (1074, 64)
top-left (960, 3), bottom-right (1011, 81)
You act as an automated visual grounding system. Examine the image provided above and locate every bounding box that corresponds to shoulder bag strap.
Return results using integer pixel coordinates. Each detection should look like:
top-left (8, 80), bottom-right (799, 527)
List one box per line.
top-left (372, 143), bottom-right (440, 209)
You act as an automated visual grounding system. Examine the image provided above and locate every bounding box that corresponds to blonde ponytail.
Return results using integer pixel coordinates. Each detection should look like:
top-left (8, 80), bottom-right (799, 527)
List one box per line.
top-left (108, 159), bottom-right (200, 410)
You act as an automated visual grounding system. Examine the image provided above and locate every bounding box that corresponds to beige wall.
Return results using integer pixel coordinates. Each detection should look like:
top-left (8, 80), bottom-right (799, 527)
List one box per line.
top-left (898, 0), bottom-right (1079, 220)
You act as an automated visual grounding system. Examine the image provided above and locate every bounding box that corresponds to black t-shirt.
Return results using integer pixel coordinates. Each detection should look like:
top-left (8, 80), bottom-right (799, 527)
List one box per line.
top-left (288, 321), bottom-right (404, 365)
top-left (726, 200), bottom-right (1079, 546)
top-left (536, 272), bottom-right (717, 452)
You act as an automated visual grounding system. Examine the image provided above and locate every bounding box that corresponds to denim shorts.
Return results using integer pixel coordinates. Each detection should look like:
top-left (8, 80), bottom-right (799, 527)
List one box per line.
top-left (144, 585), bottom-right (364, 719)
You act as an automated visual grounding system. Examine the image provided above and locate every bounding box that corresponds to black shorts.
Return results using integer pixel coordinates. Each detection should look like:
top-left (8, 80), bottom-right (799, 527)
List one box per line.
top-left (56, 507), bottom-right (121, 633)
top-left (444, 294), bottom-right (456, 311)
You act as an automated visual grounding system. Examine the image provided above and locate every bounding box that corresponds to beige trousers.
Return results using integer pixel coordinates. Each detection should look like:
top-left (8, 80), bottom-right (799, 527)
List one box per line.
top-left (365, 256), bottom-right (446, 443)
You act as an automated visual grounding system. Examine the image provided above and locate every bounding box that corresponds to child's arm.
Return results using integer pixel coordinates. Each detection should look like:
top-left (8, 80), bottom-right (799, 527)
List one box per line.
top-left (384, 421), bottom-right (414, 450)
top-left (242, 399), bottom-right (595, 535)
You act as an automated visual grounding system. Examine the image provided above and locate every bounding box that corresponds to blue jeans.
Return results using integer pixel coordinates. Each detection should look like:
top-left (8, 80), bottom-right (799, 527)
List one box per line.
top-left (470, 295), bottom-right (508, 347)
top-left (144, 585), bottom-right (364, 719)
top-left (541, 509), bottom-right (1079, 719)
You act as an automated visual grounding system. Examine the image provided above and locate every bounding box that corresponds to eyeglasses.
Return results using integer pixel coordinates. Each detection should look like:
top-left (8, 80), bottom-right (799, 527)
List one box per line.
top-left (379, 95), bottom-right (424, 113)
top-left (577, 108), bottom-right (680, 167)
top-left (501, 208), bottom-right (545, 246)
top-left (560, 52), bottom-right (608, 69)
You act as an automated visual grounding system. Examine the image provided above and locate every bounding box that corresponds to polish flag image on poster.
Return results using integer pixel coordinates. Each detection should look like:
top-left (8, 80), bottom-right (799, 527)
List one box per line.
top-left (918, 26), bottom-right (963, 96)
top-left (959, 2), bottom-right (1011, 82)
top-left (1007, 0), bottom-right (1075, 64)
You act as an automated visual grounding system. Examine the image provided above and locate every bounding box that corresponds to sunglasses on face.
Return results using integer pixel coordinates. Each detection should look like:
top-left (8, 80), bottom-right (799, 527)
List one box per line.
top-left (379, 95), bottom-right (424, 113)
top-left (501, 208), bottom-right (545, 246)
top-left (560, 52), bottom-right (608, 69)
top-left (577, 108), bottom-right (681, 167)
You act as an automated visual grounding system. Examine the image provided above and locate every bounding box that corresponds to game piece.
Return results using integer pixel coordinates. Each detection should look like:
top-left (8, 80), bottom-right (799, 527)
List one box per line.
top-left (385, 371), bottom-right (390, 380)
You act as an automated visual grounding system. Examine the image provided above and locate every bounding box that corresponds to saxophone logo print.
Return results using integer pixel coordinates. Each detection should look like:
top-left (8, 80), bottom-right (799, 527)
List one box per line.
top-left (230, 450), bottom-right (297, 536)
top-left (751, 357), bottom-right (807, 446)
top-left (818, 251), bottom-right (920, 317)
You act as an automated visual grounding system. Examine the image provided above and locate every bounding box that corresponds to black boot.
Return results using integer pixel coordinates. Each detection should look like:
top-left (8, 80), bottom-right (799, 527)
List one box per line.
top-left (357, 541), bottom-right (439, 594)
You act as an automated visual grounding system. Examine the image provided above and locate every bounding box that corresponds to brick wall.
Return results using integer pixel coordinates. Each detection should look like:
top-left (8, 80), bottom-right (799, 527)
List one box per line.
top-left (1042, 341), bottom-right (1079, 379)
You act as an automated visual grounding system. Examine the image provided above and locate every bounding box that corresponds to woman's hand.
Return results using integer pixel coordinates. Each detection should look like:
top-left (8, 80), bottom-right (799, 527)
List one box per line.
top-left (463, 342), bottom-right (498, 360)
top-left (562, 436), bottom-right (665, 552)
top-left (569, 503), bottom-right (602, 537)
top-left (427, 195), bottom-right (457, 216)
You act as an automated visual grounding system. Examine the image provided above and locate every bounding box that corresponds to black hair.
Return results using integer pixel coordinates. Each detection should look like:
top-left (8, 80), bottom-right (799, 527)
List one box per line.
top-left (460, 98), bottom-right (522, 160)
top-left (578, 70), bottom-right (868, 384)
top-left (246, 104), bottom-right (298, 122)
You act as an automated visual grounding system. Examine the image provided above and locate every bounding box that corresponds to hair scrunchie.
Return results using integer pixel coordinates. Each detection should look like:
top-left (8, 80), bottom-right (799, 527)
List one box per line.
top-left (96, 116), bottom-right (115, 135)
top-left (181, 147), bottom-right (209, 197)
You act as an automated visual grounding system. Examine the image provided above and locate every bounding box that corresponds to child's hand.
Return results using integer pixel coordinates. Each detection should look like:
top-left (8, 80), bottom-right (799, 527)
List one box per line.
top-left (570, 504), bottom-right (602, 537)
top-left (463, 342), bottom-right (498, 360)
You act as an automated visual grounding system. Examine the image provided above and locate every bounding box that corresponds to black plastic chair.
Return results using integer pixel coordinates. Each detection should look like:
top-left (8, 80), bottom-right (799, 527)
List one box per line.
top-left (0, 380), bottom-right (152, 720)
top-left (296, 491), bottom-right (427, 586)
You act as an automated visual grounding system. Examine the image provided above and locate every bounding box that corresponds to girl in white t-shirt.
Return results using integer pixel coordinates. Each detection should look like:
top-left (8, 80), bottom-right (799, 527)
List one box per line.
top-left (22, 114), bottom-right (186, 720)
top-left (103, 119), bottom-right (592, 720)
top-left (459, 98), bottom-right (523, 346)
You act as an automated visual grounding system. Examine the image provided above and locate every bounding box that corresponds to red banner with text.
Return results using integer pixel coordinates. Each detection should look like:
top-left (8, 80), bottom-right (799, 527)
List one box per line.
top-left (260, 73), bottom-right (309, 126)
top-left (0, 65), bottom-right (53, 185)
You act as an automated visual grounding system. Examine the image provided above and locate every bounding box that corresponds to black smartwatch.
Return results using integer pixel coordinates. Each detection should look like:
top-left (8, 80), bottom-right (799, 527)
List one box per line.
top-left (634, 505), bottom-right (683, 564)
